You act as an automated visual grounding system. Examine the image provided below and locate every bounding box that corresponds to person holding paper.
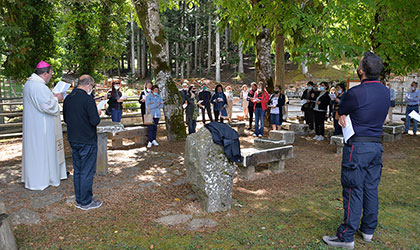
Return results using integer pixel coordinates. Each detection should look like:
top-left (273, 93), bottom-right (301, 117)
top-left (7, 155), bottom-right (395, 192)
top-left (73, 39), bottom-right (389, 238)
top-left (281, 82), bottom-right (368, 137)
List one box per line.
top-left (210, 84), bottom-right (228, 123)
top-left (269, 85), bottom-right (286, 131)
top-left (63, 75), bottom-right (102, 210)
top-left (301, 81), bottom-right (316, 133)
top-left (225, 86), bottom-right (234, 123)
top-left (145, 85), bottom-right (164, 148)
top-left (107, 80), bottom-right (126, 122)
top-left (185, 85), bottom-right (199, 134)
top-left (240, 84), bottom-right (249, 120)
top-left (403, 81), bottom-right (419, 135)
top-left (139, 82), bottom-right (153, 123)
top-left (22, 61), bottom-right (67, 191)
top-left (313, 82), bottom-right (331, 141)
top-left (198, 83), bottom-right (213, 124)
top-left (252, 82), bottom-right (270, 137)
top-left (332, 82), bottom-right (346, 135)
top-left (323, 52), bottom-right (390, 249)
top-left (247, 83), bottom-right (258, 130)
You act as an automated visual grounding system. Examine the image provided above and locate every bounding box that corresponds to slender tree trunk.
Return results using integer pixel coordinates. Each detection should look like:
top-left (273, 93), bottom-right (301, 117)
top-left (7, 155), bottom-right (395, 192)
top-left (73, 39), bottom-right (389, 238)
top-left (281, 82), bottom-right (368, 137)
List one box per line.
top-left (198, 26), bottom-right (203, 74)
top-left (137, 26), bottom-right (141, 78)
top-left (0, 81), bottom-right (4, 126)
top-left (141, 32), bottom-right (146, 78)
top-left (238, 41), bottom-right (244, 74)
top-left (194, 17), bottom-right (198, 73)
top-left (186, 44), bottom-right (191, 78)
top-left (130, 12), bottom-right (136, 74)
top-left (175, 42), bottom-right (179, 78)
top-left (207, 15), bottom-right (212, 73)
top-left (132, 0), bottom-right (186, 140)
top-left (275, 31), bottom-right (285, 89)
top-left (215, 16), bottom-right (221, 82)
top-left (255, 27), bottom-right (273, 92)
top-left (117, 58), bottom-right (121, 79)
top-left (225, 25), bottom-right (229, 64)
top-left (301, 56), bottom-right (308, 75)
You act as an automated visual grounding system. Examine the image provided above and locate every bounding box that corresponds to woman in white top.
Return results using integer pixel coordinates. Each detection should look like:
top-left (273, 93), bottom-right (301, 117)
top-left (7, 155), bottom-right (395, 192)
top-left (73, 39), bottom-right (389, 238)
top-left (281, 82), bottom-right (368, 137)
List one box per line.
top-left (225, 86), bottom-right (234, 122)
top-left (240, 84), bottom-right (249, 119)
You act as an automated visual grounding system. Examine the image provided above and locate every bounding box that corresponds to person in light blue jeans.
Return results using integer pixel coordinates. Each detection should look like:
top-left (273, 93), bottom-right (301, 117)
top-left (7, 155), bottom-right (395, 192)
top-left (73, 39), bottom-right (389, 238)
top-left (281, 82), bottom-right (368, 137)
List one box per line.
top-left (145, 85), bottom-right (164, 148)
top-left (404, 81), bottom-right (419, 135)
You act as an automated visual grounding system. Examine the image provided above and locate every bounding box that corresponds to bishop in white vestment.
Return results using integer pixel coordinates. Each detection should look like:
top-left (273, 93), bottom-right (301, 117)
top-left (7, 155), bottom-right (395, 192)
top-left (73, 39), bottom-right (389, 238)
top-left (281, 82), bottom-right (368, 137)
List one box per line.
top-left (22, 61), bottom-right (67, 190)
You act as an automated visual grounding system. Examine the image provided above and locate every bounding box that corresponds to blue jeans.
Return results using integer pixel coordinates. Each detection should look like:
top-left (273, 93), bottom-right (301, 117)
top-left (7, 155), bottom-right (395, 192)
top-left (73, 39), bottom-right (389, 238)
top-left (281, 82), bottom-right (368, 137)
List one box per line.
top-left (405, 105), bottom-right (418, 133)
top-left (187, 119), bottom-right (197, 134)
top-left (147, 118), bottom-right (159, 142)
top-left (254, 107), bottom-right (266, 135)
top-left (70, 143), bottom-right (98, 206)
top-left (336, 142), bottom-right (383, 242)
top-left (111, 109), bottom-right (123, 122)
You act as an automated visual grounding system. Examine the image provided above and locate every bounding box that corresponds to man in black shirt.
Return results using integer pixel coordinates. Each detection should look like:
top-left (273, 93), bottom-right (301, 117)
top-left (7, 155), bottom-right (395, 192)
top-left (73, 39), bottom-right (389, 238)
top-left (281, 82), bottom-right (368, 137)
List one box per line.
top-left (63, 75), bottom-right (102, 210)
top-left (198, 83), bottom-right (213, 124)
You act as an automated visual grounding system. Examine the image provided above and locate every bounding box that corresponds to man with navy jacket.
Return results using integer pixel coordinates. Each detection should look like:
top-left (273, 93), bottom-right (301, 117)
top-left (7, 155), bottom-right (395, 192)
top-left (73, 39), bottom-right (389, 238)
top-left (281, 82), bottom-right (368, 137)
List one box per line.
top-left (323, 52), bottom-right (390, 249)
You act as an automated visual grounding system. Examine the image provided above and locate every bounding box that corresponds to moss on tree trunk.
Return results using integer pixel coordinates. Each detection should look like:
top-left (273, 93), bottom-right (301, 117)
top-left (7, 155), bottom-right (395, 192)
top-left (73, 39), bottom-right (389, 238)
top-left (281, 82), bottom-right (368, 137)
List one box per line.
top-left (255, 27), bottom-right (274, 92)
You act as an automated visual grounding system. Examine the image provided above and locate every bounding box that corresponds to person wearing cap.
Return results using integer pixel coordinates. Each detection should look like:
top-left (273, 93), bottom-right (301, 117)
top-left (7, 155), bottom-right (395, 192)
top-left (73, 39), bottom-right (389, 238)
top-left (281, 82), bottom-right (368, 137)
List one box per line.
top-left (323, 52), bottom-right (390, 249)
top-left (22, 61), bottom-right (67, 191)
top-left (198, 83), bottom-right (213, 124)
top-left (63, 75), bottom-right (103, 210)
top-left (403, 81), bottom-right (419, 135)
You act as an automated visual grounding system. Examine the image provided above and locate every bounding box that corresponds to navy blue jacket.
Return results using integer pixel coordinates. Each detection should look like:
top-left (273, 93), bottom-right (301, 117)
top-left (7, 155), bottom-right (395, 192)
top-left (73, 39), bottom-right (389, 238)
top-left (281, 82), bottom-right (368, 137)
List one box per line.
top-left (205, 122), bottom-right (242, 163)
top-left (338, 79), bottom-right (390, 138)
top-left (63, 88), bottom-right (101, 145)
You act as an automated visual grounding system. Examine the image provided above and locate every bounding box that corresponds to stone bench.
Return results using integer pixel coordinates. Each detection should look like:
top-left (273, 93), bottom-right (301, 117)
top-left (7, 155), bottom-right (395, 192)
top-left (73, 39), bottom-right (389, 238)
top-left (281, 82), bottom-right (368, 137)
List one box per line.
top-left (237, 146), bottom-right (293, 180)
top-left (108, 126), bottom-right (148, 149)
top-left (269, 130), bottom-right (295, 145)
top-left (254, 138), bottom-right (286, 149)
top-left (229, 122), bottom-right (246, 136)
top-left (382, 124), bottom-right (404, 142)
top-left (330, 135), bottom-right (344, 155)
top-left (289, 124), bottom-right (309, 135)
top-left (96, 121), bottom-right (125, 175)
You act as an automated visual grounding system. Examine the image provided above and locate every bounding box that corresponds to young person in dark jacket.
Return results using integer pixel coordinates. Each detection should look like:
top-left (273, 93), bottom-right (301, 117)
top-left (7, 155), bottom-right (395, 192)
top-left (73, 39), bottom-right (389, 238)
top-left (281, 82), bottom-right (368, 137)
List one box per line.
top-left (107, 80), bottom-right (126, 122)
top-left (138, 81), bottom-right (152, 123)
top-left (185, 85), bottom-right (199, 134)
top-left (63, 75), bottom-right (102, 210)
top-left (198, 83), bottom-right (213, 124)
top-left (313, 81), bottom-right (330, 141)
top-left (269, 85), bottom-right (286, 130)
top-left (247, 82), bottom-right (257, 130)
top-left (301, 81), bottom-right (316, 132)
top-left (332, 82), bottom-right (346, 135)
top-left (211, 84), bottom-right (228, 123)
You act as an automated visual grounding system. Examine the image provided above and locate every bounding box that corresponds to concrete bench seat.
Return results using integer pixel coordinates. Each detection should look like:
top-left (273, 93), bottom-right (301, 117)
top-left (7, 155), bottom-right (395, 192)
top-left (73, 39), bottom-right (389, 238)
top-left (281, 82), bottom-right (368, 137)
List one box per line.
top-left (382, 124), bottom-right (404, 142)
top-left (254, 138), bottom-right (286, 149)
top-left (237, 145), bottom-right (293, 180)
top-left (330, 135), bottom-right (344, 155)
top-left (289, 124), bottom-right (309, 135)
top-left (108, 126), bottom-right (148, 149)
top-left (269, 130), bottom-right (295, 145)
top-left (229, 122), bottom-right (246, 136)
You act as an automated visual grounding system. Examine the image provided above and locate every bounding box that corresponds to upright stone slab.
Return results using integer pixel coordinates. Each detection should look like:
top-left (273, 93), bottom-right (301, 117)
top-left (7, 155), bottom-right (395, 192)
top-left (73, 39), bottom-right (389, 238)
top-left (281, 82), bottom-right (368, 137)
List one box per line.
top-left (289, 124), bottom-right (309, 135)
top-left (269, 130), bottom-right (295, 145)
top-left (185, 127), bottom-right (236, 213)
top-left (97, 121), bottom-right (125, 175)
top-left (330, 135), bottom-right (344, 155)
top-left (382, 124), bottom-right (404, 142)
top-left (0, 202), bottom-right (17, 250)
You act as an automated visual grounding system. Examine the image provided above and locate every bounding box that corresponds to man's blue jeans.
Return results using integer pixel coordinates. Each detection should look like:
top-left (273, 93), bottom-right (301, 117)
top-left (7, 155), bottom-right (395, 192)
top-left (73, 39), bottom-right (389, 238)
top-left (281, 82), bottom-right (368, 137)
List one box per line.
top-left (405, 105), bottom-right (418, 133)
top-left (111, 109), bottom-right (123, 122)
top-left (336, 142), bottom-right (383, 242)
top-left (147, 118), bottom-right (159, 142)
top-left (254, 107), bottom-right (266, 136)
top-left (70, 143), bottom-right (98, 206)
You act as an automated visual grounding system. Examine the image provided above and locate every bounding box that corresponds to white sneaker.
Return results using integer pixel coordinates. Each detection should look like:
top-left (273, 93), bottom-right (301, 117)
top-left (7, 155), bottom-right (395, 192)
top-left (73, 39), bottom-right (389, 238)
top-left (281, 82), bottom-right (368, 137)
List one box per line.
top-left (258, 134), bottom-right (262, 137)
top-left (253, 133), bottom-right (258, 137)
top-left (152, 140), bottom-right (159, 146)
top-left (147, 142), bottom-right (152, 148)
top-left (313, 135), bottom-right (319, 140)
top-left (318, 136), bottom-right (324, 141)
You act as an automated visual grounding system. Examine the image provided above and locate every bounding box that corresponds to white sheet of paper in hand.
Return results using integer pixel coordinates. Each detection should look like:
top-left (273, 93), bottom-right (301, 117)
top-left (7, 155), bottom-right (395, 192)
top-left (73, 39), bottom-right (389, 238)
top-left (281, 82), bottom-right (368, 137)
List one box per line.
top-left (343, 115), bottom-right (355, 143)
top-left (97, 100), bottom-right (107, 110)
top-left (329, 93), bottom-right (336, 100)
top-left (53, 81), bottom-right (71, 94)
top-left (409, 110), bottom-right (420, 122)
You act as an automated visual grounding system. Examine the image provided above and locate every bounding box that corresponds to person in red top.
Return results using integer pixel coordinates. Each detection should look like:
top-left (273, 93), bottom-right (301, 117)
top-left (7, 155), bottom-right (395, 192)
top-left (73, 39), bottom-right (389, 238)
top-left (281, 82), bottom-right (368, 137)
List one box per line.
top-left (252, 82), bottom-right (270, 137)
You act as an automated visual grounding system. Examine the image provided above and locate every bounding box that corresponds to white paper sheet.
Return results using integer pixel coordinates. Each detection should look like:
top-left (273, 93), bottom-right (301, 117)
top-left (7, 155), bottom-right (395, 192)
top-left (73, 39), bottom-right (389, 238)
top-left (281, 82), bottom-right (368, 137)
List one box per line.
top-left (329, 93), bottom-right (337, 100)
top-left (343, 115), bottom-right (355, 143)
top-left (53, 81), bottom-right (71, 94)
top-left (97, 100), bottom-right (107, 110)
top-left (409, 110), bottom-right (420, 122)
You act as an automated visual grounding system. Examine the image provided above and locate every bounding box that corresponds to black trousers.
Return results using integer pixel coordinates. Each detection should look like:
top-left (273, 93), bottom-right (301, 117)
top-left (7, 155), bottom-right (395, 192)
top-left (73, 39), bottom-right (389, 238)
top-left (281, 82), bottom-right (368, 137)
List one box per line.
top-left (304, 109), bottom-right (314, 130)
top-left (248, 105), bottom-right (254, 128)
top-left (201, 105), bottom-right (213, 124)
top-left (214, 110), bottom-right (224, 123)
top-left (314, 111), bottom-right (326, 136)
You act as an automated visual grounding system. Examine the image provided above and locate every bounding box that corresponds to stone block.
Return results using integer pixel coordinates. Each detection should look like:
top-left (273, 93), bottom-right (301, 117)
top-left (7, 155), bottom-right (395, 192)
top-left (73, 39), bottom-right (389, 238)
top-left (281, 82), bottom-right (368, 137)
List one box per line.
top-left (382, 125), bottom-right (404, 135)
top-left (229, 122), bottom-right (246, 136)
top-left (289, 124), bottom-right (309, 135)
top-left (269, 130), bottom-right (295, 144)
top-left (330, 135), bottom-right (344, 155)
top-left (185, 127), bottom-right (236, 213)
top-left (254, 138), bottom-right (287, 149)
top-left (0, 202), bottom-right (17, 250)
top-left (383, 132), bottom-right (402, 142)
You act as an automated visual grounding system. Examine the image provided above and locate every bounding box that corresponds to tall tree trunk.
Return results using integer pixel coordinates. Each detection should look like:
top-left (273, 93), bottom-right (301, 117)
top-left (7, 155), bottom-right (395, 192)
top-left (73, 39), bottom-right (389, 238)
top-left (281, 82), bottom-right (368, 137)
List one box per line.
top-left (301, 56), bottom-right (308, 75)
top-left (255, 27), bottom-right (273, 92)
top-left (175, 42), bottom-right (179, 78)
top-left (194, 16), bottom-right (198, 74)
top-left (207, 15), bottom-right (212, 73)
top-left (225, 25), bottom-right (229, 64)
top-left (215, 16), bottom-right (221, 82)
top-left (198, 26), bottom-right (203, 74)
top-left (137, 26), bottom-right (141, 78)
top-left (141, 31), bottom-right (146, 78)
top-left (130, 12), bottom-right (136, 74)
top-left (186, 44), bottom-right (191, 78)
top-left (0, 81), bottom-right (4, 126)
top-left (238, 41), bottom-right (244, 74)
top-left (275, 32), bottom-right (285, 89)
top-left (132, 0), bottom-right (186, 140)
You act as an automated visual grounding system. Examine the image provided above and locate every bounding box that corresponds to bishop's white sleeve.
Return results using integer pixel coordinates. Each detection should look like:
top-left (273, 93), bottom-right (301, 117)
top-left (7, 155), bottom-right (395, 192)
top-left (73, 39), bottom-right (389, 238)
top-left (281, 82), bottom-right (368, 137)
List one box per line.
top-left (32, 84), bottom-right (60, 116)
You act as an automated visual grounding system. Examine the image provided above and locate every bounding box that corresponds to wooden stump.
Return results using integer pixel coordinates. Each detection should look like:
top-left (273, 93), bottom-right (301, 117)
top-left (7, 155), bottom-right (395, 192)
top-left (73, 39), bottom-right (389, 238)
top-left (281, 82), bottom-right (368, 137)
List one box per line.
top-left (0, 202), bottom-right (17, 250)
